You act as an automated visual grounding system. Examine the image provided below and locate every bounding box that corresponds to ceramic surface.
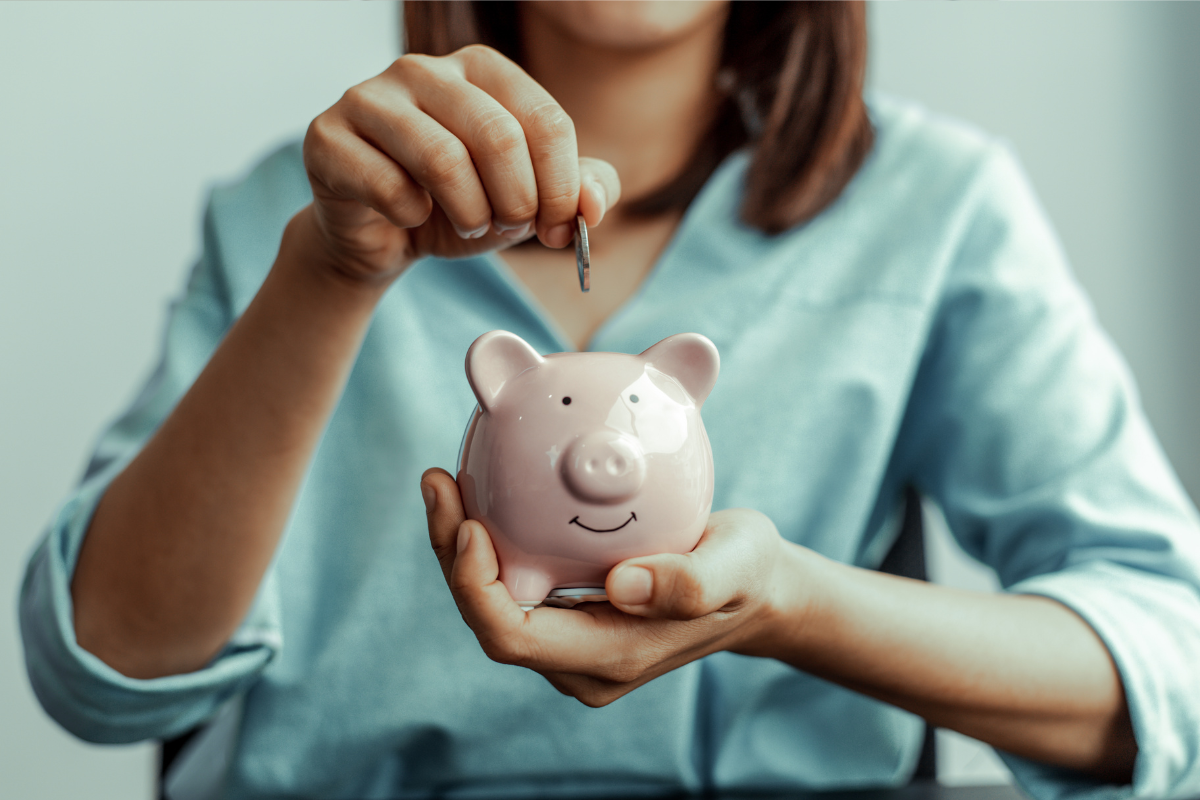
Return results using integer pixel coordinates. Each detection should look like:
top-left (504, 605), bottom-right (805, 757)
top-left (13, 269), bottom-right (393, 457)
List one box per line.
top-left (457, 330), bottom-right (719, 609)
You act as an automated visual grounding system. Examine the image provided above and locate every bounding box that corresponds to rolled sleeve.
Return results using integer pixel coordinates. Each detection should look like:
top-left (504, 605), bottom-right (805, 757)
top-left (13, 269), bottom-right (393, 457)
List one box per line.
top-left (20, 468), bottom-right (279, 743)
top-left (17, 189), bottom-right (285, 744)
top-left (1003, 562), bottom-right (1200, 800)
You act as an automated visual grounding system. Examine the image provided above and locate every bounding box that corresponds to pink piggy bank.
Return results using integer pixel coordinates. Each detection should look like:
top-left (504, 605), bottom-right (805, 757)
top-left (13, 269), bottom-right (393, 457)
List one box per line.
top-left (457, 330), bottom-right (719, 610)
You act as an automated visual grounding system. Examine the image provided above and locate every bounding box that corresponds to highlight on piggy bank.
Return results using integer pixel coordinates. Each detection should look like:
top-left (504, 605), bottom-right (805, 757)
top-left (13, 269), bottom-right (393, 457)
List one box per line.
top-left (456, 330), bottom-right (719, 610)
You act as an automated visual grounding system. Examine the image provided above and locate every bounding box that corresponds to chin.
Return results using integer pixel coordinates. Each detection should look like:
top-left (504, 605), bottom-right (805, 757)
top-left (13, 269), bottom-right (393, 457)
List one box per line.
top-left (522, 0), bottom-right (729, 51)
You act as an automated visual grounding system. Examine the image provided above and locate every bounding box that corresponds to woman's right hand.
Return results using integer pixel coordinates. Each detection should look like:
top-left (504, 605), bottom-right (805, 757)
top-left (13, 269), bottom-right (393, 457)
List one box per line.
top-left (72, 46), bottom-right (626, 682)
top-left (299, 44), bottom-right (621, 284)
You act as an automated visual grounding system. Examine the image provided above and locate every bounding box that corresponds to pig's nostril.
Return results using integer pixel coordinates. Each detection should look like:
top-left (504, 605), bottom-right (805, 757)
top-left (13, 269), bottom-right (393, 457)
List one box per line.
top-left (586, 458), bottom-right (599, 472)
top-left (606, 456), bottom-right (625, 475)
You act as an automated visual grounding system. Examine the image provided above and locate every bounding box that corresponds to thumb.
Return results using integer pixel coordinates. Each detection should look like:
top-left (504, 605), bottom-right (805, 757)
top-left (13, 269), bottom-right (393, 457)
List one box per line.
top-left (606, 529), bottom-right (746, 621)
top-left (577, 156), bottom-right (621, 229)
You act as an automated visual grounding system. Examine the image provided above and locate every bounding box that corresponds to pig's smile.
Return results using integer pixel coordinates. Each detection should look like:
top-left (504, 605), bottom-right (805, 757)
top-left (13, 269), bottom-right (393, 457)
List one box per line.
top-left (569, 512), bottom-right (637, 533)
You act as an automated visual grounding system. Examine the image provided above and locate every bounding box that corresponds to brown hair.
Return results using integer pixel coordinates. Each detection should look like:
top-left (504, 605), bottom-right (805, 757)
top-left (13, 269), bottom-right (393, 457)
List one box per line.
top-left (404, 1), bottom-right (872, 235)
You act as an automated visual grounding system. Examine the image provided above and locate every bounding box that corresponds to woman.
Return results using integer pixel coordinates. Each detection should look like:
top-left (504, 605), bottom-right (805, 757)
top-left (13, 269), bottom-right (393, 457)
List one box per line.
top-left (20, 2), bottom-right (1200, 799)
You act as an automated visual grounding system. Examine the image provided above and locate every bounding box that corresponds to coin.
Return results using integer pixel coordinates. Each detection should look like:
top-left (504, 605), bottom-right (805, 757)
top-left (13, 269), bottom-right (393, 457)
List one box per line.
top-left (574, 215), bottom-right (590, 293)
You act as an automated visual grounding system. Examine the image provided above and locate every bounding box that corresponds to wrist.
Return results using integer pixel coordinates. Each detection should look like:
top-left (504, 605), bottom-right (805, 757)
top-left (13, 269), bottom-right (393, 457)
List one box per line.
top-left (275, 205), bottom-right (406, 304)
top-left (734, 540), bottom-right (839, 662)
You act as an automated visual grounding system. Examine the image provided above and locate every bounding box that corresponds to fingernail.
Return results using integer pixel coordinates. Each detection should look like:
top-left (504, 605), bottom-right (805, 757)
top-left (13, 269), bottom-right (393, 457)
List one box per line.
top-left (545, 222), bottom-right (573, 248)
top-left (457, 526), bottom-right (471, 554)
top-left (421, 482), bottom-right (436, 513)
top-left (454, 222), bottom-right (490, 240)
top-left (610, 566), bottom-right (653, 605)
top-left (499, 221), bottom-right (533, 240)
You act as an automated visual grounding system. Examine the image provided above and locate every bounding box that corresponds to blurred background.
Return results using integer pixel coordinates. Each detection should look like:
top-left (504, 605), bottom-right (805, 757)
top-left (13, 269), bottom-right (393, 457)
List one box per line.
top-left (1, 2), bottom-right (1197, 797)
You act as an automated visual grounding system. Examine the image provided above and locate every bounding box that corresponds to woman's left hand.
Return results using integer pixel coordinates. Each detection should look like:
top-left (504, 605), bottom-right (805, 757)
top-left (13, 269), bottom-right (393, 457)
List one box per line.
top-left (421, 468), bottom-right (1137, 781)
top-left (421, 467), bottom-right (795, 706)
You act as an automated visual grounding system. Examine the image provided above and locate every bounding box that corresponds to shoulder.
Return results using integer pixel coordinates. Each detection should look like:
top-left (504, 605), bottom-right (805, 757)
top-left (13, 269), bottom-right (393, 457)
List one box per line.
top-left (866, 94), bottom-right (1069, 283)
top-left (761, 93), bottom-right (1060, 308)
top-left (852, 93), bottom-right (1044, 241)
top-left (204, 140), bottom-right (311, 313)
top-left (703, 95), bottom-right (1047, 310)
top-left (862, 92), bottom-right (1015, 191)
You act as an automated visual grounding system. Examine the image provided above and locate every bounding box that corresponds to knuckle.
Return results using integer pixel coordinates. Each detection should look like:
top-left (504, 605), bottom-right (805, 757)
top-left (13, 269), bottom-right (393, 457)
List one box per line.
top-left (536, 180), bottom-right (576, 212)
top-left (479, 631), bottom-right (528, 667)
top-left (577, 685), bottom-right (621, 709)
top-left (670, 571), bottom-right (711, 619)
top-left (478, 639), bottom-right (508, 664)
top-left (577, 692), bottom-right (606, 709)
top-left (474, 113), bottom-right (526, 160)
top-left (302, 120), bottom-right (330, 167)
top-left (545, 675), bottom-right (576, 698)
top-left (339, 82), bottom-right (373, 114)
top-left (389, 53), bottom-right (435, 81)
top-left (304, 113), bottom-right (340, 155)
top-left (375, 178), bottom-right (429, 224)
top-left (416, 140), bottom-right (470, 186)
top-left (430, 541), bottom-right (455, 565)
top-left (478, 638), bottom-right (514, 665)
top-left (500, 198), bottom-right (540, 224)
top-left (456, 43), bottom-right (501, 66)
top-left (524, 102), bottom-right (575, 148)
top-left (447, 564), bottom-right (477, 596)
top-left (379, 176), bottom-right (414, 209)
top-left (303, 118), bottom-right (355, 187)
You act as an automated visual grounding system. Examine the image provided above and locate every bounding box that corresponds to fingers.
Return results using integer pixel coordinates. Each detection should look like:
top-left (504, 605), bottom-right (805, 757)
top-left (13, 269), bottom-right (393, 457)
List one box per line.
top-left (312, 46), bottom-right (620, 263)
top-left (431, 492), bottom-right (777, 704)
top-left (421, 468), bottom-right (466, 584)
top-left (445, 525), bottom-right (687, 678)
top-left (422, 465), bottom-right (610, 671)
top-left (352, 48), bottom-right (574, 246)
top-left (446, 521), bottom-right (644, 676)
top-left (423, 469), bottom-right (541, 660)
top-left (304, 113), bottom-right (434, 231)
top-left (414, 81), bottom-right (541, 240)
top-left (388, 54), bottom-right (546, 239)
top-left (606, 509), bottom-right (779, 620)
top-left (458, 46), bottom-right (581, 248)
top-left (341, 80), bottom-right (494, 239)
top-left (448, 518), bottom-right (532, 655)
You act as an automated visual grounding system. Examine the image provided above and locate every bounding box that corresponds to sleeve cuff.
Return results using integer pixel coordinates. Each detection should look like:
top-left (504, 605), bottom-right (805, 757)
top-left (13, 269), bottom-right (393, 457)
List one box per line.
top-left (18, 460), bottom-right (280, 744)
top-left (1001, 560), bottom-right (1200, 800)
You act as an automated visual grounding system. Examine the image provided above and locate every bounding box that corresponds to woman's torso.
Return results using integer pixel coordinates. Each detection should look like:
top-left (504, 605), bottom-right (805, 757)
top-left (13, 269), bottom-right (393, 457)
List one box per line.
top-left (195, 95), bottom-right (1012, 798)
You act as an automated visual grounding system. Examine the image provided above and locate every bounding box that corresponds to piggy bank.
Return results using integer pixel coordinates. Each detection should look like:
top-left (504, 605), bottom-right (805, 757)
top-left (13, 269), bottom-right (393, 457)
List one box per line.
top-left (456, 330), bottom-right (719, 610)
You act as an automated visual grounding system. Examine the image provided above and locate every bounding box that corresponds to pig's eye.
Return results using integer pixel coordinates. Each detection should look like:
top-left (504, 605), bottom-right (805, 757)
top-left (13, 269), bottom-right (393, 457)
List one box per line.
top-left (630, 394), bottom-right (640, 403)
top-left (562, 397), bottom-right (572, 406)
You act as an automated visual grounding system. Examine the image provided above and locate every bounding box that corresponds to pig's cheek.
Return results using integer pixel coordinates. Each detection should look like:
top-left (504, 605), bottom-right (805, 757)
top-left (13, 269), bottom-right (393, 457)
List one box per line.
top-left (649, 435), bottom-right (714, 549)
top-left (490, 449), bottom-right (576, 557)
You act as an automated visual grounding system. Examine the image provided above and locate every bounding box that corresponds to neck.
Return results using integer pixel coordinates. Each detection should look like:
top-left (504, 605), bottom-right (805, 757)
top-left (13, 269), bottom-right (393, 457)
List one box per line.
top-left (519, 7), bottom-right (727, 208)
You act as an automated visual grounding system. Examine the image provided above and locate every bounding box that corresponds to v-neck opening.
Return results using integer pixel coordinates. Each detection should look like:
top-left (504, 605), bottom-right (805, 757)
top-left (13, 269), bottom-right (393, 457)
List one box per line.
top-left (484, 150), bottom-right (748, 355)
top-left (483, 251), bottom-right (578, 353)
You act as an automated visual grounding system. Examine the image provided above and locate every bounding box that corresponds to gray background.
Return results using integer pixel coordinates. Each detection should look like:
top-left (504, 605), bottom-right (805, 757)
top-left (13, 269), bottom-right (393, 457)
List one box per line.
top-left (1, 3), bottom-right (1196, 797)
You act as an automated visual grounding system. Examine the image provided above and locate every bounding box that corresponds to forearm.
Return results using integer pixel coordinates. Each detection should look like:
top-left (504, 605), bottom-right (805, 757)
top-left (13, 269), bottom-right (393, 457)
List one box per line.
top-left (754, 544), bottom-right (1136, 782)
top-left (72, 206), bottom-right (393, 679)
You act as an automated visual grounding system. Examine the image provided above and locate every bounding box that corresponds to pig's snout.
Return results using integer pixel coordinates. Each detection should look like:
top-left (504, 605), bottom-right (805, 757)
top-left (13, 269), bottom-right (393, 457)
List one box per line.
top-left (562, 430), bottom-right (646, 503)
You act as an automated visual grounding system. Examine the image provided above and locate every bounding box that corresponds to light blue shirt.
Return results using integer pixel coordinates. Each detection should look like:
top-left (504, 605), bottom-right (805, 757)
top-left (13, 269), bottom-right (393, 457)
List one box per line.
top-left (20, 95), bottom-right (1200, 800)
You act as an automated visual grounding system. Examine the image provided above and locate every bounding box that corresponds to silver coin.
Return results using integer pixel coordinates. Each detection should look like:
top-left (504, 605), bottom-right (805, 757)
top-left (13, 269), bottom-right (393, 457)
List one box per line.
top-left (574, 215), bottom-right (590, 293)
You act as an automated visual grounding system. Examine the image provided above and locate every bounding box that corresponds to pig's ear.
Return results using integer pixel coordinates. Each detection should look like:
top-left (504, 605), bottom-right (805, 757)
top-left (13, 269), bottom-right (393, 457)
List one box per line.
top-left (640, 333), bottom-right (720, 406)
top-left (466, 330), bottom-right (545, 411)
